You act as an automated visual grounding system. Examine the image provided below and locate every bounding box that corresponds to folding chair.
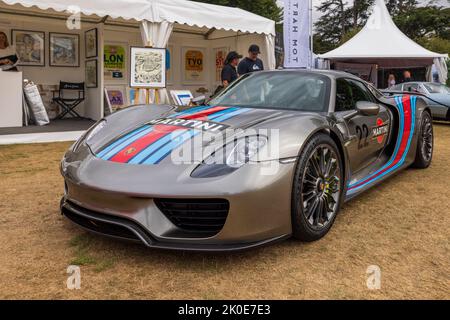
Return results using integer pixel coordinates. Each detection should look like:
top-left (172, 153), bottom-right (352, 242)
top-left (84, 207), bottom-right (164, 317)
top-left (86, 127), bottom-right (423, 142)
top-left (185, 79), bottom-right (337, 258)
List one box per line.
top-left (53, 82), bottom-right (85, 119)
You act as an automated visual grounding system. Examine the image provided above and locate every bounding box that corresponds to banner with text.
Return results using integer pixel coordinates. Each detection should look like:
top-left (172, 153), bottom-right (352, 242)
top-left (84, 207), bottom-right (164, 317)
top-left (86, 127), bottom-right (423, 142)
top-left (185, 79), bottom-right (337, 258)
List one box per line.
top-left (283, 0), bottom-right (312, 69)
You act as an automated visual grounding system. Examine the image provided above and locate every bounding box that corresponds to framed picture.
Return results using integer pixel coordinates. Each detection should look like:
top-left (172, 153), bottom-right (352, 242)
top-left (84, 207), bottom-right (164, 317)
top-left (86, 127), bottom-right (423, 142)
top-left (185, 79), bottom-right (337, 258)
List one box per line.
top-left (11, 29), bottom-right (45, 66)
top-left (85, 59), bottom-right (98, 88)
top-left (49, 32), bottom-right (80, 67)
top-left (214, 47), bottom-right (228, 83)
top-left (105, 86), bottom-right (127, 113)
top-left (104, 88), bottom-right (113, 115)
top-left (130, 46), bottom-right (166, 88)
top-left (104, 43), bottom-right (127, 82)
top-left (85, 28), bottom-right (97, 58)
top-left (182, 47), bottom-right (206, 84)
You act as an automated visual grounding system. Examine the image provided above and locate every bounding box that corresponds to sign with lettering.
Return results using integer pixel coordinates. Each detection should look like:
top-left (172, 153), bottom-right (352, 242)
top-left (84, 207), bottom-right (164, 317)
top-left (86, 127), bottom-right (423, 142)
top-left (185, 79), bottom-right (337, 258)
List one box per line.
top-left (104, 44), bottom-right (126, 81)
top-left (183, 48), bottom-right (206, 83)
top-left (283, 0), bottom-right (312, 69)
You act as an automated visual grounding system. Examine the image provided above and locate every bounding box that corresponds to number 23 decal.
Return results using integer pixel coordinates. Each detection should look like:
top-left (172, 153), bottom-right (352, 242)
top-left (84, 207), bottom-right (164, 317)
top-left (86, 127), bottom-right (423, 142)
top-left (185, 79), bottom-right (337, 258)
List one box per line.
top-left (356, 124), bottom-right (370, 149)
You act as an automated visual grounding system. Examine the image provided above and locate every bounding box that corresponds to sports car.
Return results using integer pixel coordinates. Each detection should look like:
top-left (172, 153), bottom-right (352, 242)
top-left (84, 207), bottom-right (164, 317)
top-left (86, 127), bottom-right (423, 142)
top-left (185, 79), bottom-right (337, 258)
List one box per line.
top-left (60, 70), bottom-right (434, 251)
top-left (383, 82), bottom-right (450, 121)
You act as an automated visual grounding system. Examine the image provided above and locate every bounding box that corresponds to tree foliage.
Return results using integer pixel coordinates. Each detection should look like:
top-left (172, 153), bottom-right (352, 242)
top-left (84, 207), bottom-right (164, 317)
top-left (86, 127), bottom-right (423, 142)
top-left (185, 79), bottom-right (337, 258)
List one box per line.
top-left (393, 6), bottom-right (450, 40)
top-left (314, 0), bottom-right (374, 53)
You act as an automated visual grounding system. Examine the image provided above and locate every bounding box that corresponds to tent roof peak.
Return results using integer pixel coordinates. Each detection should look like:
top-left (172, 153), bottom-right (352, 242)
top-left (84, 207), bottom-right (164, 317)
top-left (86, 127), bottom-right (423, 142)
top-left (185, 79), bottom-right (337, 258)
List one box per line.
top-left (319, 0), bottom-right (447, 59)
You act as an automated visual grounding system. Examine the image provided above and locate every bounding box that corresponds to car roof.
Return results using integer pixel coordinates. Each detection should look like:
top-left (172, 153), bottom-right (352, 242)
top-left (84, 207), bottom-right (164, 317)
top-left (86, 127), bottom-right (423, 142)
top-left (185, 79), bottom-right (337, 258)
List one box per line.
top-left (257, 69), bottom-right (363, 81)
top-left (401, 82), bottom-right (439, 85)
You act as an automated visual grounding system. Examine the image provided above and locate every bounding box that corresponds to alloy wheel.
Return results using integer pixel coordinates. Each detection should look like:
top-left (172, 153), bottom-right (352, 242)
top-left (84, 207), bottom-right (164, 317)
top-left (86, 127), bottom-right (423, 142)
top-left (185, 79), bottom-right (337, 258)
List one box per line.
top-left (301, 145), bottom-right (341, 230)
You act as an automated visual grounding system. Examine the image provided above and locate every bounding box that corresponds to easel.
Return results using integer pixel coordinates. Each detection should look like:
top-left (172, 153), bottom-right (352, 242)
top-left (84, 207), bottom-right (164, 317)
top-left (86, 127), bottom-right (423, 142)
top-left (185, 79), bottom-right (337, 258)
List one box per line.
top-left (133, 41), bottom-right (161, 105)
top-left (133, 86), bottom-right (160, 105)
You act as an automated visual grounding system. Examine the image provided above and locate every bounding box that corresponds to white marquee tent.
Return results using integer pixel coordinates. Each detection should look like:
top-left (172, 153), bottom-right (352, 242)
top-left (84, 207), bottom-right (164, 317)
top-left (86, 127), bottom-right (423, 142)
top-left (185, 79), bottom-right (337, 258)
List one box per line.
top-left (318, 0), bottom-right (448, 84)
top-left (0, 0), bottom-right (275, 121)
top-left (1, 0), bottom-right (276, 73)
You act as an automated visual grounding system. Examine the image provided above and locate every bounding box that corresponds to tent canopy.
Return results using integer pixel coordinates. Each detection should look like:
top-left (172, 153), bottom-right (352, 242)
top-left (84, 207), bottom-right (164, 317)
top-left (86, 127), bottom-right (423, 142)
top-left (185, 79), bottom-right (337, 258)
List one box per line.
top-left (1, 0), bottom-right (275, 35)
top-left (319, 0), bottom-right (447, 59)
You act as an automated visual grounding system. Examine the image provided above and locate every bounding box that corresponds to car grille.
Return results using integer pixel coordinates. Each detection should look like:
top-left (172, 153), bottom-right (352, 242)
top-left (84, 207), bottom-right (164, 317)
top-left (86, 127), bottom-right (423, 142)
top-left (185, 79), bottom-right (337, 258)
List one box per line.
top-left (154, 199), bottom-right (230, 235)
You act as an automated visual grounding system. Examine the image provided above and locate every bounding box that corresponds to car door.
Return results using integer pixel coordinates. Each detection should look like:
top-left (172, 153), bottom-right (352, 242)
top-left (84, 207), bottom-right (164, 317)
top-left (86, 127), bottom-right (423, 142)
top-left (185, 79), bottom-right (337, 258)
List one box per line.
top-left (335, 78), bottom-right (391, 174)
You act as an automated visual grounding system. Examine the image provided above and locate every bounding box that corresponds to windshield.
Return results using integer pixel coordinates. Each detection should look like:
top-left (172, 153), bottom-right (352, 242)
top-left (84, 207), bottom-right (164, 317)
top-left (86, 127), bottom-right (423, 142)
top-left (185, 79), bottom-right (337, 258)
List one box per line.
top-left (210, 72), bottom-right (331, 112)
top-left (367, 83), bottom-right (384, 99)
top-left (423, 83), bottom-right (450, 94)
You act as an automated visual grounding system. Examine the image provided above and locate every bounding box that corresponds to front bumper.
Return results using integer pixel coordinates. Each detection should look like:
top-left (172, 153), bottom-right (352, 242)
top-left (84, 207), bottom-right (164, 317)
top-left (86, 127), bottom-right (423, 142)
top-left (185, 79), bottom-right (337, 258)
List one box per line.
top-left (60, 144), bottom-right (295, 251)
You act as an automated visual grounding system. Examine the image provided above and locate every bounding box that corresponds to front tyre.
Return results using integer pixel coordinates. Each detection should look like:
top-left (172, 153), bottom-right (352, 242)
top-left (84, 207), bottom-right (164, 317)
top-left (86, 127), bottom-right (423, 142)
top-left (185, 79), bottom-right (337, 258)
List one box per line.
top-left (292, 134), bottom-right (344, 242)
top-left (412, 111), bottom-right (433, 169)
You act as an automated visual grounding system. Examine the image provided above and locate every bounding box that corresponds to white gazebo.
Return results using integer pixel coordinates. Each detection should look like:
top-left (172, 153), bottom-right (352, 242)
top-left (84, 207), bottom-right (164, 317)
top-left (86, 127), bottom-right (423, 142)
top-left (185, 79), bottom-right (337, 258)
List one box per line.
top-left (318, 0), bottom-right (448, 86)
top-left (0, 0), bottom-right (275, 124)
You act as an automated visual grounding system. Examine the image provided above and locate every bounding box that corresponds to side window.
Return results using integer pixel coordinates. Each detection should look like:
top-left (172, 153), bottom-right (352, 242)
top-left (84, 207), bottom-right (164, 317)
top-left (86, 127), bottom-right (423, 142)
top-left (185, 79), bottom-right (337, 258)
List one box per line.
top-left (335, 79), bottom-right (354, 112)
top-left (403, 83), bottom-right (419, 92)
top-left (348, 80), bottom-right (374, 103)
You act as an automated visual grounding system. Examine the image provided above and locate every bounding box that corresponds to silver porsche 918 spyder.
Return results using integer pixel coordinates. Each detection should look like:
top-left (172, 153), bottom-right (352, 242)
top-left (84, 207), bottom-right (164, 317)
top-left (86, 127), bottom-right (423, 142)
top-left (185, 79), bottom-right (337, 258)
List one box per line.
top-left (60, 70), bottom-right (434, 251)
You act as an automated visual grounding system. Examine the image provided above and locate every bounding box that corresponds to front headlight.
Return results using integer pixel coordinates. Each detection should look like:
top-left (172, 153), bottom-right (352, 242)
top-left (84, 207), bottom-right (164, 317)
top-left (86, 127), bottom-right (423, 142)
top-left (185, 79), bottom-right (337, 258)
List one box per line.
top-left (72, 119), bottom-right (106, 152)
top-left (191, 136), bottom-right (267, 178)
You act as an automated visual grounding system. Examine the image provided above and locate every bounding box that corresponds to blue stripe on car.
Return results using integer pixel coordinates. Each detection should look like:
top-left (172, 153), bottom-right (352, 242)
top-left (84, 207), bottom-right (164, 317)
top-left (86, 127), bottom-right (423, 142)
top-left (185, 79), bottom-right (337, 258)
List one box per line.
top-left (97, 125), bottom-right (153, 159)
top-left (142, 130), bottom-right (198, 165)
top-left (347, 96), bottom-right (416, 194)
top-left (127, 129), bottom-right (187, 164)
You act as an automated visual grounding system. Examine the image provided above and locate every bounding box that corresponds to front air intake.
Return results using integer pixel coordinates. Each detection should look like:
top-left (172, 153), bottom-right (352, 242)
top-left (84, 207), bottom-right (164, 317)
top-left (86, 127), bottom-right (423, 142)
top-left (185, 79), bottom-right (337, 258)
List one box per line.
top-left (154, 199), bottom-right (230, 236)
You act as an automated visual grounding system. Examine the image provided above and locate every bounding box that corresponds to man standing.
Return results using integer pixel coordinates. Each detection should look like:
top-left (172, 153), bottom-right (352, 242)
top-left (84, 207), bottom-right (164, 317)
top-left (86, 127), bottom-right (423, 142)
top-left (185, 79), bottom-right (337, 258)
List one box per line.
top-left (238, 44), bottom-right (264, 76)
top-left (403, 70), bottom-right (412, 82)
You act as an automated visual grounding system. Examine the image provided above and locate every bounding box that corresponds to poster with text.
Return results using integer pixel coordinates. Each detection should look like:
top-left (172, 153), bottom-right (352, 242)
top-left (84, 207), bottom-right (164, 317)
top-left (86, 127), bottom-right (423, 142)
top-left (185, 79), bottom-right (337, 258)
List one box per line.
top-left (104, 44), bottom-right (126, 81)
top-left (182, 47), bottom-right (205, 84)
top-left (214, 47), bottom-right (228, 83)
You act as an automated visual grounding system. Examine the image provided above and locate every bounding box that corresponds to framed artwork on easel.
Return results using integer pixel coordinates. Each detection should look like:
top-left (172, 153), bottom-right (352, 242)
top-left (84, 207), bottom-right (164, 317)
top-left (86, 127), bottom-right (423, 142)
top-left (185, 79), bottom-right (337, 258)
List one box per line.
top-left (130, 47), bottom-right (166, 88)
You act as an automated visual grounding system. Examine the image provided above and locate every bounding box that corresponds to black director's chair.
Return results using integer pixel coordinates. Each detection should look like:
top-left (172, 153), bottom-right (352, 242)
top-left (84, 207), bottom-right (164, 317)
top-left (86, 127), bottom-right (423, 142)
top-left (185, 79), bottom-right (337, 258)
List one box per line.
top-left (53, 82), bottom-right (85, 119)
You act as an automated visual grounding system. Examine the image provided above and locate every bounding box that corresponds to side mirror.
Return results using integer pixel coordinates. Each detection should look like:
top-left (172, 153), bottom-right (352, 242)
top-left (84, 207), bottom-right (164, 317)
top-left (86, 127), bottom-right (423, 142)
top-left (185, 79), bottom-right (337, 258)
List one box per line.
top-left (191, 95), bottom-right (206, 106)
top-left (356, 101), bottom-right (380, 116)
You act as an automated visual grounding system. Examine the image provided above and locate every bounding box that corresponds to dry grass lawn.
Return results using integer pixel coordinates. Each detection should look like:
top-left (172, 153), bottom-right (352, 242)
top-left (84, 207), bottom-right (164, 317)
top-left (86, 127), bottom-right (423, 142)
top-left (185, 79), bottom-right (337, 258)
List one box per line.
top-left (0, 124), bottom-right (449, 299)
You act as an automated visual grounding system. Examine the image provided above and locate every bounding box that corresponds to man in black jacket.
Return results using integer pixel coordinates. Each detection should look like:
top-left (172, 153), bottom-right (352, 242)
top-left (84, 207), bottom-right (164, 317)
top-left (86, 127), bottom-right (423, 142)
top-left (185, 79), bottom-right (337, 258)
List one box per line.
top-left (238, 44), bottom-right (264, 76)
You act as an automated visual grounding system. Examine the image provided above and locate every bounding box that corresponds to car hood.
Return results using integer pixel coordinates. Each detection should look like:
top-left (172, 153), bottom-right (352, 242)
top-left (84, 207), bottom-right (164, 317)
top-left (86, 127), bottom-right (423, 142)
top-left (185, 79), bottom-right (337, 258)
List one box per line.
top-left (86, 104), bottom-right (329, 165)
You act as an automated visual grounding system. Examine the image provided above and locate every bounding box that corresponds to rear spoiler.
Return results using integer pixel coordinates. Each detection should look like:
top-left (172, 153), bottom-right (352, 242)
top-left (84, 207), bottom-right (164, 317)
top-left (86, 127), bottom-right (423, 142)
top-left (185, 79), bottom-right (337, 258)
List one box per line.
top-left (381, 90), bottom-right (450, 108)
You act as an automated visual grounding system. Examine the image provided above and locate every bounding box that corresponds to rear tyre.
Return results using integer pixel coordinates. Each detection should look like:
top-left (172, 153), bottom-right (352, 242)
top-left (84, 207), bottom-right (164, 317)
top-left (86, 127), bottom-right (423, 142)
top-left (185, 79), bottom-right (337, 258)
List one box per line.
top-left (291, 134), bottom-right (344, 242)
top-left (412, 111), bottom-right (433, 169)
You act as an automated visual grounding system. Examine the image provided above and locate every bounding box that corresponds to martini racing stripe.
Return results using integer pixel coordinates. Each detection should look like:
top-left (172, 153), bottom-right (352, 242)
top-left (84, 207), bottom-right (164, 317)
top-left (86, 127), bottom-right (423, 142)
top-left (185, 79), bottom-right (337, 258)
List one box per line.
top-left (168, 105), bottom-right (213, 118)
top-left (180, 106), bottom-right (229, 120)
top-left (142, 130), bottom-right (198, 165)
top-left (213, 107), bottom-right (250, 122)
top-left (109, 126), bottom-right (179, 163)
top-left (128, 129), bottom-right (188, 164)
top-left (116, 106), bottom-right (238, 163)
top-left (98, 126), bottom-right (153, 160)
top-left (347, 95), bottom-right (416, 194)
top-left (145, 107), bottom-right (252, 165)
top-left (96, 106), bottom-right (252, 164)
top-left (98, 106), bottom-right (228, 160)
